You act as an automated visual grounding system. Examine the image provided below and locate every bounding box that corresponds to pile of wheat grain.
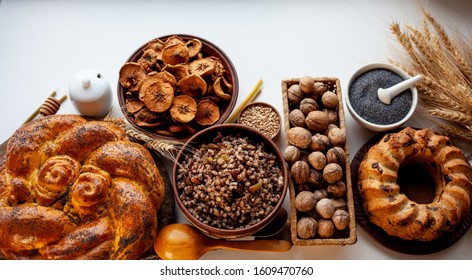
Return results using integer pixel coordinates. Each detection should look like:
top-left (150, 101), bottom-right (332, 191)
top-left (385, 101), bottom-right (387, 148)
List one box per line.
top-left (389, 7), bottom-right (472, 142)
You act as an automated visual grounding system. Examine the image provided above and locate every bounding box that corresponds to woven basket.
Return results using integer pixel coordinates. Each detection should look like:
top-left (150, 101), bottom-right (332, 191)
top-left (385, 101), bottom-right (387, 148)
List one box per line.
top-left (281, 77), bottom-right (357, 246)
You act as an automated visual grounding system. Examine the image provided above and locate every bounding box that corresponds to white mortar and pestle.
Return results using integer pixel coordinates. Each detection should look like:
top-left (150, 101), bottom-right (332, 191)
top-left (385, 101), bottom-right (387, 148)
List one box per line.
top-left (377, 74), bottom-right (422, 105)
top-left (346, 63), bottom-right (422, 132)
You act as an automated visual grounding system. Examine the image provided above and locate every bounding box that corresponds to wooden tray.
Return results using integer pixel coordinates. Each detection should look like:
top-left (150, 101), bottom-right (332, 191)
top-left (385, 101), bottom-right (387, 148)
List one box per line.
top-left (281, 77), bottom-right (357, 246)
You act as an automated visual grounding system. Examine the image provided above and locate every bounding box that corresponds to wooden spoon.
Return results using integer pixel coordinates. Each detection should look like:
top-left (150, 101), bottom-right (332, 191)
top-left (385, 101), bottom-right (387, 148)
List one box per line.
top-left (154, 223), bottom-right (292, 260)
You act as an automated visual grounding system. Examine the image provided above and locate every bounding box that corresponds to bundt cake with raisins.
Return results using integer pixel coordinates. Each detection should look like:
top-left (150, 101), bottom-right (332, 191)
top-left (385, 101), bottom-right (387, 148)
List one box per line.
top-left (358, 127), bottom-right (472, 241)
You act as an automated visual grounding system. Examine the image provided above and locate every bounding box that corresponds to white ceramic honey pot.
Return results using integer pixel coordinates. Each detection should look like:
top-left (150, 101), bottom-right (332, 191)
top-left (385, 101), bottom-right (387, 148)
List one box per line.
top-left (68, 69), bottom-right (113, 118)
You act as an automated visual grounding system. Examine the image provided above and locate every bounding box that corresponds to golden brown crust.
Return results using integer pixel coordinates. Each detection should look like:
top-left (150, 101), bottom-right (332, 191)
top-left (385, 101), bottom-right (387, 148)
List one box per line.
top-left (358, 127), bottom-right (472, 241)
top-left (39, 217), bottom-right (113, 260)
top-left (54, 121), bottom-right (126, 162)
top-left (0, 204), bottom-right (76, 251)
top-left (0, 114), bottom-right (164, 259)
top-left (33, 155), bottom-right (81, 206)
top-left (108, 178), bottom-right (157, 260)
top-left (85, 141), bottom-right (165, 211)
top-left (6, 114), bottom-right (86, 177)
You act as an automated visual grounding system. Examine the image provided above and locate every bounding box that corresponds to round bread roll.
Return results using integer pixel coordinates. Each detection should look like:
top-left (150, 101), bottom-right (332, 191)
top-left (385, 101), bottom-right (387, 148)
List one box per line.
top-left (0, 114), bottom-right (165, 259)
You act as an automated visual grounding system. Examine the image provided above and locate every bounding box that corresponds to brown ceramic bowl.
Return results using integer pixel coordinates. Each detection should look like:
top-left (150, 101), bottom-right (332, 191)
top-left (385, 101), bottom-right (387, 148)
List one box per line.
top-left (172, 124), bottom-right (288, 239)
top-left (117, 34), bottom-right (239, 142)
top-left (237, 101), bottom-right (281, 142)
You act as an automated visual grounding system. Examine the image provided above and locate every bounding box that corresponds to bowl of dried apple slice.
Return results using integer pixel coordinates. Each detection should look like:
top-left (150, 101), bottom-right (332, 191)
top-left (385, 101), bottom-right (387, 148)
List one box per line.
top-left (117, 34), bottom-right (239, 142)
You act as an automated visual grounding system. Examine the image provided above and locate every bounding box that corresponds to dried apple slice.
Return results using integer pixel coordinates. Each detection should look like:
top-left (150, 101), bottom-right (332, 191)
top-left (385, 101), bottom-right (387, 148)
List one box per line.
top-left (145, 38), bottom-right (164, 51)
top-left (144, 38), bottom-right (164, 60)
top-left (186, 38), bottom-right (202, 58)
top-left (212, 58), bottom-right (225, 77)
top-left (142, 71), bottom-right (177, 97)
top-left (162, 64), bottom-right (189, 81)
top-left (137, 49), bottom-right (159, 72)
top-left (140, 79), bottom-right (174, 113)
top-left (119, 62), bottom-right (147, 92)
top-left (195, 99), bottom-right (220, 126)
top-left (148, 70), bottom-right (177, 90)
top-left (169, 95), bottom-right (198, 123)
top-left (177, 74), bottom-right (207, 98)
top-left (169, 123), bottom-right (195, 134)
top-left (125, 97), bottom-right (145, 114)
top-left (134, 108), bottom-right (165, 128)
top-left (168, 123), bottom-right (197, 135)
top-left (189, 57), bottom-right (217, 77)
top-left (184, 123), bottom-right (197, 135)
top-left (164, 35), bottom-right (186, 47)
top-left (161, 42), bottom-right (189, 65)
top-left (168, 123), bottom-right (187, 134)
top-left (213, 76), bottom-right (233, 101)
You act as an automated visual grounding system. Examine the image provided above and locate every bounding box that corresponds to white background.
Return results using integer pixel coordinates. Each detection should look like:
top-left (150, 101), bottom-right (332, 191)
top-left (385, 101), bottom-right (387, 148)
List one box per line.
top-left (0, 0), bottom-right (471, 261)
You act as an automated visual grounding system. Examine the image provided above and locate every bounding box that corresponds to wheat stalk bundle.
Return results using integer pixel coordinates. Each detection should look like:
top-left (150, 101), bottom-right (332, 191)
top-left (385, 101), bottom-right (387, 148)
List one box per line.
top-left (389, 6), bottom-right (472, 142)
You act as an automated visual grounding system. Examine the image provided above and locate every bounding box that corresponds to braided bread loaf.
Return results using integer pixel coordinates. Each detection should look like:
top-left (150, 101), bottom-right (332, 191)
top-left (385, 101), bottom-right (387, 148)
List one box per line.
top-left (0, 114), bottom-right (165, 259)
top-left (358, 127), bottom-right (472, 241)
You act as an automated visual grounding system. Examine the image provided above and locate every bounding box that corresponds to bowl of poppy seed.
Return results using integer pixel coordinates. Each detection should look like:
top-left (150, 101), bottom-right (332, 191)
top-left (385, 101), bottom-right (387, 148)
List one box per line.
top-left (117, 34), bottom-right (239, 142)
top-left (237, 102), bottom-right (282, 141)
top-left (173, 123), bottom-right (288, 239)
top-left (345, 62), bottom-right (418, 132)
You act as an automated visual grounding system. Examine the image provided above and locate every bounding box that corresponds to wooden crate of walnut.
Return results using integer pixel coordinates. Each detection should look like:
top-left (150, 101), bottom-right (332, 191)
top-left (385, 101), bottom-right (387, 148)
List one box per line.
top-left (281, 77), bottom-right (356, 246)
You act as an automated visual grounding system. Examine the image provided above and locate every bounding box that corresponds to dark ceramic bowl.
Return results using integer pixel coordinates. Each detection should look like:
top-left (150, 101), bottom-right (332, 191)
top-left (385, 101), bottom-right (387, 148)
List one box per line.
top-left (172, 124), bottom-right (288, 239)
top-left (117, 34), bottom-right (239, 142)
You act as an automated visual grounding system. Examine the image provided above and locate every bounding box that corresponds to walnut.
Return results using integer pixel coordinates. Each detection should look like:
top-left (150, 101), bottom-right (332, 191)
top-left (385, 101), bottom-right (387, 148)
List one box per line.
top-left (306, 208), bottom-right (319, 220)
top-left (331, 198), bottom-right (347, 210)
top-left (332, 209), bottom-right (350, 230)
top-left (313, 189), bottom-right (328, 202)
top-left (299, 76), bottom-right (315, 94)
top-left (327, 180), bottom-right (347, 198)
top-left (295, 183), bottom-right (311, 193)
top-left (295, 190), bottom-right (318, 212)
top-left (297, 217), bottom-right (317, 239)
top-left (291, 160), bottom-right (310, 184)
top-left (289, 109), bottom-right (306, 127)
top-left (288, 84), bottom-right (304, 105)
top-left (317, 219), bottom-right (335, 238)
top-left (305, 111), bottom-right (328, 132)
top-left (299, 98), bottom-right (319, 115)
top-left (327, 124), bottom-right (346, 147)
top-left (310, 133), bottom-right (330, 152)
top-left (287, 127), bottom-right (312, 149)
top-left (326, 147), bottom-right (346, 166)
top-left (315, 198), bottom-right (335, 219)
top-left (314, 82), bottom-right (328, 95)
top-left (299, 150), bottom-right (310, 164)
top-left (321, 91), bottom-right (338, 109)
top-left (323, 108), bottom-right (338, 124)
top-left (327, 123), bottom-right (337, 131)
top-left (323, 163), bottom-right (343, 184)
top-left (283, 145), bottom-right (300, 164)
top-left (307, 169), bottom-right (323, 186)
top-left (307, 151), bottom-right (326, 170)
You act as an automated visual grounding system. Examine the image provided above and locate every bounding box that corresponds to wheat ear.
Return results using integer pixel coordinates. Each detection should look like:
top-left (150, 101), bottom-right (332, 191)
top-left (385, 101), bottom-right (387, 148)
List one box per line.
top-left (104, 115), bottom-right (190, 162)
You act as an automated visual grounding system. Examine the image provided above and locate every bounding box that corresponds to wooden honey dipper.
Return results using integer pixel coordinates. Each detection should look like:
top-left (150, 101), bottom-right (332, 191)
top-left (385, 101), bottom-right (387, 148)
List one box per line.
top-left (39, 95), bottom-right (67, 116)
top-left (23, 91), bottom-right (68, 124)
